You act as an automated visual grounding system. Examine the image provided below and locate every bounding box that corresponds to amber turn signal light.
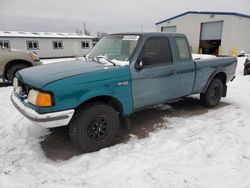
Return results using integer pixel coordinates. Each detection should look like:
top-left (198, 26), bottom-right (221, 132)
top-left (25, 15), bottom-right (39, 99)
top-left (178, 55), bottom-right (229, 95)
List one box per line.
top-left (36, 92), bottom-right (52, 107)
top-left (28, 89), bottom-right (53, 107)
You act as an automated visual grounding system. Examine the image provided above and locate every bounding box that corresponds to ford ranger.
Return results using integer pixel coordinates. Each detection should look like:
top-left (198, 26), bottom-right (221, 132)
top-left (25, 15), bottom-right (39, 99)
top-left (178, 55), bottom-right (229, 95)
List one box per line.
top-left (11, 33), bottom-right (237, 152)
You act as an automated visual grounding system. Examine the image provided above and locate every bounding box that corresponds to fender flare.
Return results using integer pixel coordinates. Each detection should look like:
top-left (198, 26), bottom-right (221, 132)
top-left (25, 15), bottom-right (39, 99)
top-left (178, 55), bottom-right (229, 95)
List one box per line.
top-left (201, 68), bottom-right (227, 93)
top-left (77, 93), bottom-right (126, 116)
top-left (3, 59), bottom-right (32, 80)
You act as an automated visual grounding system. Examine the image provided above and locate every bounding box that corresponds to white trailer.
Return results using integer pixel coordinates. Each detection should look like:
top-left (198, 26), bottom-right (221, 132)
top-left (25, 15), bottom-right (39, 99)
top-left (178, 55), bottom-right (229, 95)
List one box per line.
top-left (0, 31), bottom-right (97, 58)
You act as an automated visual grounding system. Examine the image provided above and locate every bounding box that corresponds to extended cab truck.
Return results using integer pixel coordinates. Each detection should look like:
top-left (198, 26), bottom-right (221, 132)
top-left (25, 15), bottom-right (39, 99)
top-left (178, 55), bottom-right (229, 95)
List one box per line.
top-left (11, 33), bottom-right (237, 152)
top-left (0, 48), bottom-right (42, 83)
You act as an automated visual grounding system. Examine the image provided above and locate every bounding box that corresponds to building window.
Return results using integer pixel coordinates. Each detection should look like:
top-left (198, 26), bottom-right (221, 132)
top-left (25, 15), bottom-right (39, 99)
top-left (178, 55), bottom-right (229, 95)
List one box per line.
top-left (161, 26), bottom-right (177, 33)
top-left (81, 41), bottom-right (90, 49)
top-left (53, 41), bottom-right (63, 49)
top-left (27, 41), bottom-right (39, 50)
top-left (0, 40), bottom-right (10, 48)
top-left (175, 37), bottom-right (191, 61)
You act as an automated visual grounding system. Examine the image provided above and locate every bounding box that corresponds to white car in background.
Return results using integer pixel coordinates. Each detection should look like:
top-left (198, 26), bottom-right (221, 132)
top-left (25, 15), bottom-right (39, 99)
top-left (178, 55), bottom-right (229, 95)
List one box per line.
top-left (238, 51), bottom-right (250, 75)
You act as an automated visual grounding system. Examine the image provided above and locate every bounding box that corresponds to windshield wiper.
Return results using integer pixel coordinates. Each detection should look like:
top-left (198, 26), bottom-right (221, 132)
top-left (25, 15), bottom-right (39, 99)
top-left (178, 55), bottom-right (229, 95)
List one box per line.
top-left (95, 56), bottom-right (116, 66)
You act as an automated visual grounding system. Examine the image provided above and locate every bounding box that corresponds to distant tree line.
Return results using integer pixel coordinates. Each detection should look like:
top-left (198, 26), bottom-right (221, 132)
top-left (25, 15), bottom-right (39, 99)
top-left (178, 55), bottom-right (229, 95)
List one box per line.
top-left (75, 24), bottom-right (107, 39)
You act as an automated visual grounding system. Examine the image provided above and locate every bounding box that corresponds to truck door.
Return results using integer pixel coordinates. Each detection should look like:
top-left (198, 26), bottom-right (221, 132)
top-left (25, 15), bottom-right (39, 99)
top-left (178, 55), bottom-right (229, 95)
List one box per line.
top-left (174, 37), bottom-right (196, 96)
top-left (131, 37), bottom-right (180, 110)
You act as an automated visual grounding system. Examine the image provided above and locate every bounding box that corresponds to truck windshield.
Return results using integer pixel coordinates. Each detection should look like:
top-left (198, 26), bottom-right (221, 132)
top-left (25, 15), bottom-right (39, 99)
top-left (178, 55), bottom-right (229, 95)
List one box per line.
top-left (87, 35), bottom-right (140, 62)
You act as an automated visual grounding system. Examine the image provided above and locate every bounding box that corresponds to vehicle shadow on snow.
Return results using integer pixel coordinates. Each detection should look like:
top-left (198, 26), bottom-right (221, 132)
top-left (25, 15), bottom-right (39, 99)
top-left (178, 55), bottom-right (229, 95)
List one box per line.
top-left (40, 97), bottom-right (230, 161)
top-left (0, 82), bottom-right (12, 87)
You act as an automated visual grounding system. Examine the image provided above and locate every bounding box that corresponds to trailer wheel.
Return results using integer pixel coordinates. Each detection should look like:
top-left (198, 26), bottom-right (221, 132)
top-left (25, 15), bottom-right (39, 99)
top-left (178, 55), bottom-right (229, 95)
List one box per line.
top-left (69, 102), bottom-right (120, 153)
top-left (200, 78), bottom-right (223, 107)
top-left (7, 64), bottom-right (29, 83)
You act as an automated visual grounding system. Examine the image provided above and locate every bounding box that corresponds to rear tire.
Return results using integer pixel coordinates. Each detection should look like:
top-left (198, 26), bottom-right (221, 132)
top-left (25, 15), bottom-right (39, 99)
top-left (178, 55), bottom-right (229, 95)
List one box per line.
top-left (200, 78), bottom-right (223, 107)
top-left (244, 64), bottom-right (250, 75)
top-left (69, 103), bottom-right (120, 153)
top-left (7, 64), bottom-right (29, 83)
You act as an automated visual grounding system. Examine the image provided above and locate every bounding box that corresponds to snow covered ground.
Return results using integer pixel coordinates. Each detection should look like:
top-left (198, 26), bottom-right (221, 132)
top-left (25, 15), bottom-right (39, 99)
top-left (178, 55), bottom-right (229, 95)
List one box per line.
top-left (0, 58), bottom-right (250, 188)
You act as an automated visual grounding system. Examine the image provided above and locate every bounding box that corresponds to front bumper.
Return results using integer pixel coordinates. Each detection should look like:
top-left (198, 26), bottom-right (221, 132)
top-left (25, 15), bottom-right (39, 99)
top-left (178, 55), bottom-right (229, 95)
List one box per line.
top-left (11, 93), bottom-right (74, 128)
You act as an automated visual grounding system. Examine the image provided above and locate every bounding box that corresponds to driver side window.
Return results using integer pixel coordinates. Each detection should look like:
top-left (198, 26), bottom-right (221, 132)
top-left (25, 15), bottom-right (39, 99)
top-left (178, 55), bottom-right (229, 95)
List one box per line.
top-left (141, 37), bottom-right (172, 66)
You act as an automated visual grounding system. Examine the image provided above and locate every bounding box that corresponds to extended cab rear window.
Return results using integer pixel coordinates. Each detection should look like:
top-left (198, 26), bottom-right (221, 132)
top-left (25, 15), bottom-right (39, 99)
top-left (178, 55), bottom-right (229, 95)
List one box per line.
top-left (175, 37), bottom-right (191, 61)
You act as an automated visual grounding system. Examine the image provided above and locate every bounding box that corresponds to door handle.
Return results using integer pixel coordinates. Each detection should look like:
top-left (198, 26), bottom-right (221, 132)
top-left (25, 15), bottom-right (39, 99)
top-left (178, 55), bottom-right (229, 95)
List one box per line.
top-left (170, 69), bottom-right (176, 75)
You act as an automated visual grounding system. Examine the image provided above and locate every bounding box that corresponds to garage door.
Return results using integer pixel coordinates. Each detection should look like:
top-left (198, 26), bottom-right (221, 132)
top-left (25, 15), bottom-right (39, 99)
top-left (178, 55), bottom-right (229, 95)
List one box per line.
top-left (200, 21), bottom-right (223, 40)
top-left (161, 26), bottom-right (177, 33)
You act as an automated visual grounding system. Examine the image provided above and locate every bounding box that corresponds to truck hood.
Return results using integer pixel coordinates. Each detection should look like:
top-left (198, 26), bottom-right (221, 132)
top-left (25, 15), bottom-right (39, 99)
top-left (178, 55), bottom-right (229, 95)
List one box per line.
top-left (17, 60), bottom-right (127, 88)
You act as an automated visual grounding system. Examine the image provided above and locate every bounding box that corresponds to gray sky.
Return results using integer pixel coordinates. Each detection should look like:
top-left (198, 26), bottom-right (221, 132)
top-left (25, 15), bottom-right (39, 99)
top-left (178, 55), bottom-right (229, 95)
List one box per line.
top-left (0, 0), bottom-right (250, 36)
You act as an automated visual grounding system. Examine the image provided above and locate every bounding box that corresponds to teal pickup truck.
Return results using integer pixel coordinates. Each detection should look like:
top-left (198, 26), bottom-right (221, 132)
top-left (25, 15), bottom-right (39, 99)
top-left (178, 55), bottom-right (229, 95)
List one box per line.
top-left (11, 33), bottom-right (237, 152)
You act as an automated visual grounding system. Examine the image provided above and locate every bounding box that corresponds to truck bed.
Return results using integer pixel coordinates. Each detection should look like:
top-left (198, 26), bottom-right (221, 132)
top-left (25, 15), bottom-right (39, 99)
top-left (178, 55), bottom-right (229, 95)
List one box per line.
top-left (193, 56), bottom-right (237, 93)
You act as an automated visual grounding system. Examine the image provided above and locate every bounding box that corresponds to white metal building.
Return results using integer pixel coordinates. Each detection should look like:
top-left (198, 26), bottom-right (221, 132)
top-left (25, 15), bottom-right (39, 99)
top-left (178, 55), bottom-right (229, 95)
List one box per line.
top-left (0, 31), bottom-right (97, 58)
top-left (156, 11), bottom-right (250, 56)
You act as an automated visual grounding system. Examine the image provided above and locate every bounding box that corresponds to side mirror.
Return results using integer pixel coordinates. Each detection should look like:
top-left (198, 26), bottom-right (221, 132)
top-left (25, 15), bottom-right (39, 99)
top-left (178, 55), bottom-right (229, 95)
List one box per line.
top-left (135, 56), bottom-right (152, 70)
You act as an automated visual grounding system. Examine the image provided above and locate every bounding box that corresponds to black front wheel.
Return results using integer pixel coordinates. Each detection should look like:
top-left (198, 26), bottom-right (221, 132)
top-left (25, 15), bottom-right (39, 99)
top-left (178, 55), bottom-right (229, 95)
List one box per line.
top-left (200, 78), bottom-right (223, 107)
top-left (69, 103), bottom-right (120, 153)
top-left (7, 64), bottom-right (29, 83)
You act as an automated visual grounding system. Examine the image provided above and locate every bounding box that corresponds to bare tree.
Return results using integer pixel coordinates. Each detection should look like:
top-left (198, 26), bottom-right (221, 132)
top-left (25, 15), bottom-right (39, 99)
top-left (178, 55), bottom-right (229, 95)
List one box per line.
top-left (75, 28), bottom-right (82, 34)
top-left (83, 22), bottom-right (91, 36)
top-left (97, 31), bottom-right (108, 39)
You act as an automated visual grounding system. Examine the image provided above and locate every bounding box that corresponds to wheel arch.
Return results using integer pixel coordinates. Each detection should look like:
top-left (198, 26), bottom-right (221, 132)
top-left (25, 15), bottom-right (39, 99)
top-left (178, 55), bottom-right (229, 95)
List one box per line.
top-left (76, 95), bottom-right (125, 118)
top-left (201, 70), bottom-right (227, 93)
top-left (4, 59), bottom-right (33, 80)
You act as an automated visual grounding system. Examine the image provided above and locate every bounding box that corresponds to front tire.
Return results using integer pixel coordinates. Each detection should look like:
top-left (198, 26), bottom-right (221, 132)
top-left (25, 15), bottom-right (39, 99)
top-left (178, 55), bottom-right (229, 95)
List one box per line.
top-left (7, 64), bottom-right (29, 83)
top-left (69, 103), bottom-right (120, 153)
top-left (200, 78), bottom-right (223, 107)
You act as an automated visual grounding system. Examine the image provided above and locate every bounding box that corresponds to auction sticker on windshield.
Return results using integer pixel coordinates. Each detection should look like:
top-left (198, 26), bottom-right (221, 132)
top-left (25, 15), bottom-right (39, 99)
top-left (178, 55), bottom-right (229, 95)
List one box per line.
top-left (122, 35), bottom-right (140, 41)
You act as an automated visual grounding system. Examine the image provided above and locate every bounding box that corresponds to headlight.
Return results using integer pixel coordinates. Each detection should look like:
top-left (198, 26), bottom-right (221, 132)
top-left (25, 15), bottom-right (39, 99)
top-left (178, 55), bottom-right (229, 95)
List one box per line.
top-left (28, 89), bottom-right (53, 107)
top-left (13, 77), bottom-right (18, 90)
top-left (30, 53), bottom-right (39, 61)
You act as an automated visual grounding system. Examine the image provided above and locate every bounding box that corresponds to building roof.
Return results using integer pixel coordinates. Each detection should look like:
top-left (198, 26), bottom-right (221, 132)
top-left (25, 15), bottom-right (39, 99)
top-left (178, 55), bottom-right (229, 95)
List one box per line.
top-left (155, 11), bottom-right (250, 25)
top-left (0, 31), bottom-right (96, 39)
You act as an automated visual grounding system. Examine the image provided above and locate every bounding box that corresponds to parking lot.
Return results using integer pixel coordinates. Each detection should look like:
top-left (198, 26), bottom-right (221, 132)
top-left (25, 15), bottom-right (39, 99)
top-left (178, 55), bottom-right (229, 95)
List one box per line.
top-left (0, 57), bottom-right (250, 187)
